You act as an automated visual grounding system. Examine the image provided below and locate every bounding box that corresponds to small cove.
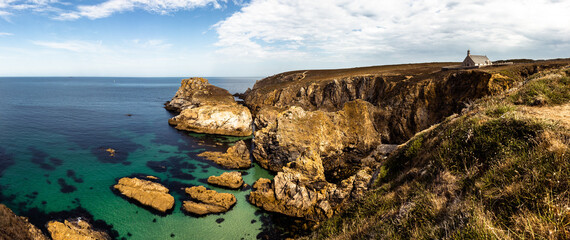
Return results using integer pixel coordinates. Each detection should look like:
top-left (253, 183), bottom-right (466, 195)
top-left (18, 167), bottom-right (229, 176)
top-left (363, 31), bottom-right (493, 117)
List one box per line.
top-left (0, 77), bottom-right (278, 239)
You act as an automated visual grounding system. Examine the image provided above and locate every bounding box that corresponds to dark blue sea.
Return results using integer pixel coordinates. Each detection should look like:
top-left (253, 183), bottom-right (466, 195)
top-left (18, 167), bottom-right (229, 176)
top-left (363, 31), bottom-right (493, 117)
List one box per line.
top-left (0, 77), bottom-right (274, 239)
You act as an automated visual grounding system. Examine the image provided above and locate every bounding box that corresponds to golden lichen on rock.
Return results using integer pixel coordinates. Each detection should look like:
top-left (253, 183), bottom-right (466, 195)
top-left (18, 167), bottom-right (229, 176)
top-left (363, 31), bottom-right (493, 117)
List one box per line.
top-left (0, 204), bottom-right (49, 240)
top-left (113, 177), bottom-right (175, 213)
top-left (47, 219), bottom-right (110, 240)
top-left (182, 186), bottom-right (236, 216)
top-left (165, 77), bottom-right (253, 137)
top-left (198, 140), bottom-right (251, 169)
top-left (207, 171), bottom-right (244, 189)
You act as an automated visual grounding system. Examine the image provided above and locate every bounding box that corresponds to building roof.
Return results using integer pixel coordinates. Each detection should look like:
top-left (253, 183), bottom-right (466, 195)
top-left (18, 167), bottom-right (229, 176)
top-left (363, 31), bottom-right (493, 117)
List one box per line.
top-left (466, 55), bottom-right (490, 64)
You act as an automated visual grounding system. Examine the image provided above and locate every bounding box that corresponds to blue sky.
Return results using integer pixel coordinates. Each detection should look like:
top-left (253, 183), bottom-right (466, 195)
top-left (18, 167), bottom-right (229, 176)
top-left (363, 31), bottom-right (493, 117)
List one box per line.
top-left (1, 0), bottom-right (569, 77)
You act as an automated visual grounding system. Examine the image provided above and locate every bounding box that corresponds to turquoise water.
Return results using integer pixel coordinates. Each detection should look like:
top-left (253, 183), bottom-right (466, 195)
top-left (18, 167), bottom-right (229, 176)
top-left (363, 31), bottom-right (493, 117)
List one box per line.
top-left (0, 77), bottom-right (276, 239)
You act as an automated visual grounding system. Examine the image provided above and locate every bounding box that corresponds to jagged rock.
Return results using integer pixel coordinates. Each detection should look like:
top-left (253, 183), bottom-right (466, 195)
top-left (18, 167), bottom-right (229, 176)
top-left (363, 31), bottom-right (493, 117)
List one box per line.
top-left (207, 172), bottom-right (244, 189)
top-left (198, 140), bottom-right (251, 169)
top-left (182, 186), bottom-right (236, 216)
top-left (253, 106), bottom-right (280, 130)
top-left (113, 177), bottom-right (175, 213)
top-left (168, 104), bottom-right (253, 137)
top-left (165, 77), bottom-right (253, 137)
top-left (253, 99), bottom-right (380, 179)
top-left (47, 219), bottom-right (110, 240)
top-left (249, 151), bottom-right (373, 221)
top-left (165, 77), bottom-right (236, 112)
top-left (0, 204), bottom-right (48, 240)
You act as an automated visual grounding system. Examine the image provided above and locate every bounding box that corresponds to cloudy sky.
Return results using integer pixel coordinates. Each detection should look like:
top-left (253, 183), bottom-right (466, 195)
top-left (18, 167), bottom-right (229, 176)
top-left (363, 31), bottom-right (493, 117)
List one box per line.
top-left (0, 0), bottom-right (569, 77)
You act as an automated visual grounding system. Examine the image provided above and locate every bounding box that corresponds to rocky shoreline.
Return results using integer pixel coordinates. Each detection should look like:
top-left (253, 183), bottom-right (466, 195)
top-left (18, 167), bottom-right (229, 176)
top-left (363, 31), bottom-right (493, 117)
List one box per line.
top-left (3, 60), bottom-right (567, 240)
top-left (163, 61), bottom-right (570, 227)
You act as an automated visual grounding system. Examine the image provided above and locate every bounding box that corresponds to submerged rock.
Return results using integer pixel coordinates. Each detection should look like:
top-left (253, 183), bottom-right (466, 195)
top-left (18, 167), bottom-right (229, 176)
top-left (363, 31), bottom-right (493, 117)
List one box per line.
top-left (165, 77), bottom-right (253, 137)
top-left (207, 171), bottom-right (244, 189)
top-left (113, 177), bottom-right (175, 213)
top-left (47, 219), bottom-right (110, 240)
top-left (198, 140), bottom-right (251, 169)
top-left (0, 204), bottom-right (49, 240)
top-left (182, 186), bottom-right (236, 216)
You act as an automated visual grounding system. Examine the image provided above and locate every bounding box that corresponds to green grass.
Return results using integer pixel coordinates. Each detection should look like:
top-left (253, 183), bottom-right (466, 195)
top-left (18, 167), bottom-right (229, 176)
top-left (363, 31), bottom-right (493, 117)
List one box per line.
top-left (510, 74), bottom-right (570, 106)
top-left (309, 99), bottom-right (570, 240)
top-left (305, 66), bottom-right (570, 240)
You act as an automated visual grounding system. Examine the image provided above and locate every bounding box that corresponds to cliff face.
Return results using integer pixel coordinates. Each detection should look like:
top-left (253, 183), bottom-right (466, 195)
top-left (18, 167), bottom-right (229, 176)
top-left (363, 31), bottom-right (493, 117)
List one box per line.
top-left (243, 61), bottom-right (570, 222)
top-left (0, 204), bottom-right (49, 240)
top-left (309, 65), bottom-right (570, 239)
top-left (253, 99), bottom-right (380, 181)
top-left (244, 63), bottom-right (566, 143)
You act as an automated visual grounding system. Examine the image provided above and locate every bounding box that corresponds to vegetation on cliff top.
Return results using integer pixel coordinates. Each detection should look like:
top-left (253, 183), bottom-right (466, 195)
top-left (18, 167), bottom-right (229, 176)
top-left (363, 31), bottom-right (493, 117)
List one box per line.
top-left (309, 66), bottom-right (570, 239)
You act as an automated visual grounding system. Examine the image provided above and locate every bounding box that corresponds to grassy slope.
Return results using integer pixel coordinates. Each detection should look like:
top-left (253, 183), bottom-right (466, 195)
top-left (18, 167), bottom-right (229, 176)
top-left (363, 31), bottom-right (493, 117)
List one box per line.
top-left (308, 66), bottom-right (570, 239)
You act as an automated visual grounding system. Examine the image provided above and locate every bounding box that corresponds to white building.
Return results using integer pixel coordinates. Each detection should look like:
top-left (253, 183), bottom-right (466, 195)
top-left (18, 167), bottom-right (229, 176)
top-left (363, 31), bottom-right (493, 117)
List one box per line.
top-left (462, 50), bottom-right (492, 67)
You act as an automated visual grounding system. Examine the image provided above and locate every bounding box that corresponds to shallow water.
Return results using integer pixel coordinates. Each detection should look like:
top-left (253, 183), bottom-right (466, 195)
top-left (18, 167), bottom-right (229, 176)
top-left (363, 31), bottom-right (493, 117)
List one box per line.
top-left (0, 77), bottom-right (277, 239)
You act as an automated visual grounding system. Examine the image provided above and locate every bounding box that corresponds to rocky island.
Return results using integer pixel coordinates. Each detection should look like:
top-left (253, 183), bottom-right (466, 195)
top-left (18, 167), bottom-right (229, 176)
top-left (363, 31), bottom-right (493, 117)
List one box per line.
top-left (113, 177), bottom-right (175, 213)
top-left (182, 186), bottom-right (237, 216)
top-left (207, 171), bottom-right (244, 189)
top-left (198, 140), bottom-right (251, 169)
top-left (165, 77), bottom-right (253, 137)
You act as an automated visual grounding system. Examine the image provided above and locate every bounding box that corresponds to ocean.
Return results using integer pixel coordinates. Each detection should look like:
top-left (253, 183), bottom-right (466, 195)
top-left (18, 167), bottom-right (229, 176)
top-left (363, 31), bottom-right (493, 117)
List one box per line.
top-left (0, 77), bottom-right (276, 239)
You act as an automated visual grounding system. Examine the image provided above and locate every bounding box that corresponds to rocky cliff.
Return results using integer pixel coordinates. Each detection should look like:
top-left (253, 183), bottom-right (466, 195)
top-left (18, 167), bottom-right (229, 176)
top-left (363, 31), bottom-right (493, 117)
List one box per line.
top-left (253, 99), bottom-right (380, 181)
top-left (244, 62), bottom-right (567, 143)
top-left (166, 77), bottom-right (253, 137)
top-left (249, 151), bottom-right (372, 221)
top-left (0, 204), bottom-right (49, 240)
top-left (242, 60), bottom-right (570, 222)
top-left (308, 64), bottom-right (570, 239)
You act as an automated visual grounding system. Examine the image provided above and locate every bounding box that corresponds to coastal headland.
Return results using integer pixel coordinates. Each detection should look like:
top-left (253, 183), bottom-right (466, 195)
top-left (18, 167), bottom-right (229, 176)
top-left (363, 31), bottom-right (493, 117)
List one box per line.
top-left (2, 58), bottom-right (569, 239)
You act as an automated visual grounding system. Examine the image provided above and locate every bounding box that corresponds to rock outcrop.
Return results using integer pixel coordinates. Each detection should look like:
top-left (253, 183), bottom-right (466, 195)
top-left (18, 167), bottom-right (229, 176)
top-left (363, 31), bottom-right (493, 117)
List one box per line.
top-left (166, 77), bottom-right (253, 137)
top-left (182, 186), bottom-right (236, 216)
top-left (0, 204), bottom-right (49, 240)
top-left (165, 77), bottom-right (236, 112)
top-left (253, 99), bottom-right (380, 181)
top-left (207, 172), bottom-right (244, 189)
top-left (198, 140), bottom-right (251, 169)
top-left (47, 219), bottom-right (110, 240)
top-left (113, 177), bottom-right (175, 213)
top-left (249, 151), bottom-right (373, 221)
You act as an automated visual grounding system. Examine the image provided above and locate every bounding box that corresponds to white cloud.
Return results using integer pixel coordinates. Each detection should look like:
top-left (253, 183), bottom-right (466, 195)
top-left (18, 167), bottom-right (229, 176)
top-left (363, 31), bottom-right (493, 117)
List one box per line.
top-left (0, 32), bottom-right (13, 36)
top-left (0, 0), bottom-right (62, 20)
top-left (32, 40), bottom-right (106, 53)
top-left (57, 0), bottom-right (226, 20)
top-left (214, 0), bottom-right (570, 61)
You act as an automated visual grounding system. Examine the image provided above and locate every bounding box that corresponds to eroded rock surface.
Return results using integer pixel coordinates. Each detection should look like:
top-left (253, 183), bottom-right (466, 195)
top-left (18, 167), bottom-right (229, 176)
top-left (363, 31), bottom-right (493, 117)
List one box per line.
top-left (182, 186), bottom-right (236, 216)
top-left (113, 177), bottom-right (175, 213)
top-left (0, 204), bottom-right (48, 240)
top-left (207, 171), bottom-right (244, 189)
top-left (47, 219), bottom-right (110, 240)
top-left (249, 151), bottom-right (373, 221)
top-left (166, 77), bottom-right (253, 137)
top-left (198, 140), bottom-right (251, 169)
top-left (253, 99), bottom-right (380, 180)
